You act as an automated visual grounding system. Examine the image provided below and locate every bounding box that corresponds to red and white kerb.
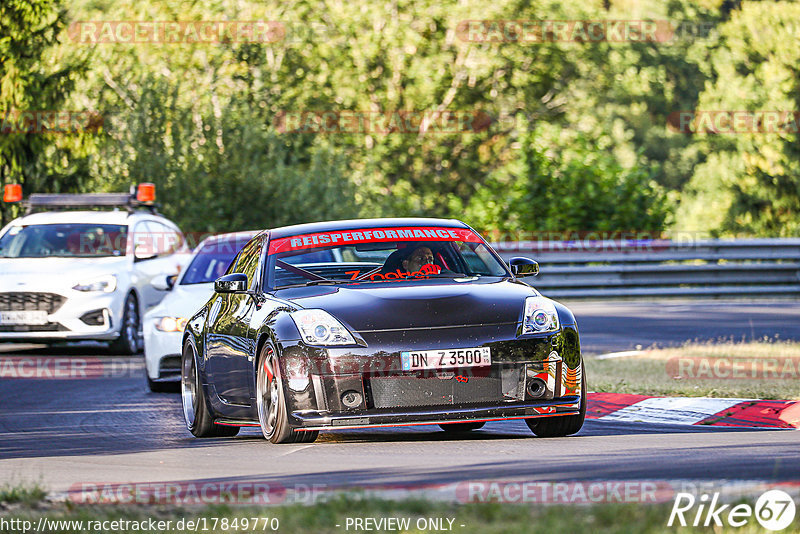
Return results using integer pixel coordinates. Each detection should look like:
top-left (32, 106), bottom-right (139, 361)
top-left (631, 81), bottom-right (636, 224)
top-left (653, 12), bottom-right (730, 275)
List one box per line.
top-left (268, 226), bottom-right (482, 254)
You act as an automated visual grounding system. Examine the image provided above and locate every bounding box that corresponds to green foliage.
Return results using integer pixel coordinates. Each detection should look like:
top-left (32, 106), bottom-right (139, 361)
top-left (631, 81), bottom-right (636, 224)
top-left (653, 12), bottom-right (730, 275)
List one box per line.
top-left (0, 0), bottom-right (90, 225)
top-left (2, 0), bottom-right (797, 237)
top-left (464, 121), bottom-right (671, 233)
top-left (93, 77), bottom-right (356, 232)
top-left (675, 2), bottom-right (800, 236)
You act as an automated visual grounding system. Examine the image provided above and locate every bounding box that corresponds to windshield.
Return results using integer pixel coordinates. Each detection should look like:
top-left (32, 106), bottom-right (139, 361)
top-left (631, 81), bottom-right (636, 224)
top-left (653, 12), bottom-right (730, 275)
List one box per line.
top-left (267, 226), bottom-right (508, 289)
top-left (0, 224), bottom-right (128, 258)
top-left (180, 240), bottom-right (242, 285)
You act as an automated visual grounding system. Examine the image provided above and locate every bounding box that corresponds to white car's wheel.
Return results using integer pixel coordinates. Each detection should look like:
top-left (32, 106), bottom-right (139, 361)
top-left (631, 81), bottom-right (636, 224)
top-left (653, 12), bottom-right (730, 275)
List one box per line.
top-left (110, 293), bottom-right (140, 354)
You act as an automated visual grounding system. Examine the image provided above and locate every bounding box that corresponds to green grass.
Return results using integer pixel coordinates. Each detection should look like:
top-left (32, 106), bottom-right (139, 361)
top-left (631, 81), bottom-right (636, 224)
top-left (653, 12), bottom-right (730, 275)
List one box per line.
top-left (586, 340), bottom-right (800, 399)
top-left (1, 496), bottom-right (781, 533)
top-left (0, 482), bottom-right (47, 506)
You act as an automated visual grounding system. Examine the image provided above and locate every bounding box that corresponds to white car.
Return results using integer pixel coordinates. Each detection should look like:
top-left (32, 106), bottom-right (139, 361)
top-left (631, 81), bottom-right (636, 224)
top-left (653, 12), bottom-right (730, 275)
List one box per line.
top-left (143, 231), bottom-right (257, 391)
top-left (0, 186), bottom-right (189, 353)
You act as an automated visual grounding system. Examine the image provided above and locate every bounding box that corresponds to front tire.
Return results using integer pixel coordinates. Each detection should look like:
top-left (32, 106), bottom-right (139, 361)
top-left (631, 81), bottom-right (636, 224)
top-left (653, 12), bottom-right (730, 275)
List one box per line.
top-left (181, 342), bottom-right (239, 437)
top-left (439, 422), bottom-right (485, 432)
top-left (526, 363), bottom-right (587, 438)
top-left (256, 343), bottom-right (318, 444)
top-left (110, 293), bottom-right (141, 355)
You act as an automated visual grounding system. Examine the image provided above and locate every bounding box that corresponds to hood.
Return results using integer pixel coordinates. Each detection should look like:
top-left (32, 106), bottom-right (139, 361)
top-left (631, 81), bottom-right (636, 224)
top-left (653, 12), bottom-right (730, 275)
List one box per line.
top-left (144, 283), bottom-right (214, 319)
top-left (0, 256), bottom-right (130, 292)
top-left (274, 279), bottom-right (537, 331)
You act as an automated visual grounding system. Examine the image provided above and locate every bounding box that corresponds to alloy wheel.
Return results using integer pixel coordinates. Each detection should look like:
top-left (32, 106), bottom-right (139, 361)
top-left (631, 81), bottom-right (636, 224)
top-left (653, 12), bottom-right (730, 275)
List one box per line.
top-left (256, 347), bottom-right (280, 438)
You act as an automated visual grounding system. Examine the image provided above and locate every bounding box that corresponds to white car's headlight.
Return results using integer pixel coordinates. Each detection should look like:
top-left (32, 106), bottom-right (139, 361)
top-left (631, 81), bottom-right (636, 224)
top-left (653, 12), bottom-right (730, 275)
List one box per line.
top-left (154, 316), bottom-right (188, 332)
top-left (290, 309), bottom-right (355, 346)
top-left (72, 274), bottom-right (117, 293)
top-left (522, 296), bottom-right (559, 334)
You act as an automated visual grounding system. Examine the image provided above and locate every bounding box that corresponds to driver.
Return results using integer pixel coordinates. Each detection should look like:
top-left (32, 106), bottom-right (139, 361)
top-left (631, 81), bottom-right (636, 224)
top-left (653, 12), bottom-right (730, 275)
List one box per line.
top-left (401, 246), bottom-right (440, 275)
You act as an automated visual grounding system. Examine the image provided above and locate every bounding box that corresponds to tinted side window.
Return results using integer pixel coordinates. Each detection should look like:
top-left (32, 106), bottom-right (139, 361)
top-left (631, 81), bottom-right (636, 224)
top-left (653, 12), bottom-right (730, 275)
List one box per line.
top-left (234, 235), bottom-right (264, 288)
top-left (225, 251), bottom-right (242, 276)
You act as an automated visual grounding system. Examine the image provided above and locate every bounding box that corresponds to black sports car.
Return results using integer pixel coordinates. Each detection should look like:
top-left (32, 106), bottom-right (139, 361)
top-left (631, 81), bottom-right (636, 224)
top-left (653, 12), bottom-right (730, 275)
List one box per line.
top-left (181, 218), bottom-right (585, 443)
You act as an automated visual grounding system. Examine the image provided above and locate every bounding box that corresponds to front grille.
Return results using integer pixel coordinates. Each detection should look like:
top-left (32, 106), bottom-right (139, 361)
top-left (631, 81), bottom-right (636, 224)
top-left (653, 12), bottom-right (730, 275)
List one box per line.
top-left (0, 292), bottom-right (66, 314)
top-left (369, 370), bottom-right (507, 408)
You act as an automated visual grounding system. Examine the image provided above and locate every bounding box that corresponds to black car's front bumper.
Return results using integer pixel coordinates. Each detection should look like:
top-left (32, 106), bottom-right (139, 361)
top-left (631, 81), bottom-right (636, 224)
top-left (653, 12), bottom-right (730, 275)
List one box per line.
top-left (290, 396), bottom-right (581, 430)
top-left (275, 323), bottom-right (583, 430)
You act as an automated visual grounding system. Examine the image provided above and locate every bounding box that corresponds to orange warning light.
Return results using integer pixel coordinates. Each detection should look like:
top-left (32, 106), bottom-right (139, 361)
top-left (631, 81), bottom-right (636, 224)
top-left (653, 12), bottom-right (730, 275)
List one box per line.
top-left (3, 184), bottom-right (22, 203)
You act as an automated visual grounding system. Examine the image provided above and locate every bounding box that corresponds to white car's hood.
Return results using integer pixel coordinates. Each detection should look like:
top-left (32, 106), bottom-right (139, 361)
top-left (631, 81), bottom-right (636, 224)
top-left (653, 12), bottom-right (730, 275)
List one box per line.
top-left (144, 283), bottom-right (214, 320)
top-left (0, 256), bottom-right (129, 292)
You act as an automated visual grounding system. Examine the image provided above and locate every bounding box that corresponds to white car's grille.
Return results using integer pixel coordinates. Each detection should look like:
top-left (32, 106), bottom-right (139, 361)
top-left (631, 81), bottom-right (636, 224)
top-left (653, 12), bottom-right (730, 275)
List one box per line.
top-left (0, 292), bottom-right (66, 314)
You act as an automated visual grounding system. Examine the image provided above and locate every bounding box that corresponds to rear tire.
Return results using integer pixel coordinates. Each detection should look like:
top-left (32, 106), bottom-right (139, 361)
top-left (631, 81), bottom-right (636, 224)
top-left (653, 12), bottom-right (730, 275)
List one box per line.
top-left (110, 293), bottom-right (141, 355)
top-left (256, 343), bottom-right (318, 444)
top-left (181, 342), bottom-right (239, 437)
top-left (526, 363), bottom-right (587, 438)
top-left (439, 422), bottom-right (485, 432)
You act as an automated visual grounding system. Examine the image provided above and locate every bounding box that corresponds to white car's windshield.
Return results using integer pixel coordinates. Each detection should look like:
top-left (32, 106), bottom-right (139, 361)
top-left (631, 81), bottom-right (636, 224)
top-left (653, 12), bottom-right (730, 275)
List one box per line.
top-left (181, 243), bottom-right (239, 285)
top-left (0, 224), bottom-right (128, 258)
top-left (267, 226), bottom-right (508, 288)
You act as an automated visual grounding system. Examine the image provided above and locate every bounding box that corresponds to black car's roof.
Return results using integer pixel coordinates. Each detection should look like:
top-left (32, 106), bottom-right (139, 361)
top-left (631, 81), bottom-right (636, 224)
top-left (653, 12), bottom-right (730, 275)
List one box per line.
top-left (268, 218), bottom-right (470, 239)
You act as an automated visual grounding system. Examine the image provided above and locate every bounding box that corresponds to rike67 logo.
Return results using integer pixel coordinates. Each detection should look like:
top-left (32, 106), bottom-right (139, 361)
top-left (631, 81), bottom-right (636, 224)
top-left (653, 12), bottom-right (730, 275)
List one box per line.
top-left (668, 489), bottom-right (796, 530)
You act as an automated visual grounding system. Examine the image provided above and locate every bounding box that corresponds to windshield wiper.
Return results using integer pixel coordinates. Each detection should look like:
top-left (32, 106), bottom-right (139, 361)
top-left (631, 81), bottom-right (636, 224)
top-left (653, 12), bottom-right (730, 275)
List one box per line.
top-left (276, 279), bottom-right (352, 289)
top-left (303, 279), bottom-right (352, 286)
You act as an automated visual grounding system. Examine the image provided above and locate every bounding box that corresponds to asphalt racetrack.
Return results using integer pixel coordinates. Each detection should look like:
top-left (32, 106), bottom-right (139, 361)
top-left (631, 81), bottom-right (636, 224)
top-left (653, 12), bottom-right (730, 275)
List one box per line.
top-left (1, 300), bottom-right (798, 498)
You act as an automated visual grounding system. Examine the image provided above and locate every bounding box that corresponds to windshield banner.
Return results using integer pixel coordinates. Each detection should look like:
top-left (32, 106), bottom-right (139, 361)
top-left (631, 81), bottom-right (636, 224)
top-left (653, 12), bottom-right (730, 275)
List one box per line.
top-left (268, 226), bottom-right (482, 254)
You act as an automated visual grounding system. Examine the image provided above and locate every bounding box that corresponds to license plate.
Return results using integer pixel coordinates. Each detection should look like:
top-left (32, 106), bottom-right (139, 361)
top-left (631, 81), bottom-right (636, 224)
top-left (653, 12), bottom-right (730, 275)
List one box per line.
top-left (400, 347), bottom-right (491, 371)
top-left (0, 310), bottom-right (48, 325)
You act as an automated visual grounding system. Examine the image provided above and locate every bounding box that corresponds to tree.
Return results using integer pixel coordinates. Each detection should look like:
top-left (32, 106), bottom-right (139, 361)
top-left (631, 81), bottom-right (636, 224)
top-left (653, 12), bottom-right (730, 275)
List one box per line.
top-left (675, 1), bottom-right (800, 236)
top-left (92, 76), bottom-right (356, 233)
top-left (463, 121), bottom-right (671, 235)
top-left (0, 0), bottom-right (88, 225)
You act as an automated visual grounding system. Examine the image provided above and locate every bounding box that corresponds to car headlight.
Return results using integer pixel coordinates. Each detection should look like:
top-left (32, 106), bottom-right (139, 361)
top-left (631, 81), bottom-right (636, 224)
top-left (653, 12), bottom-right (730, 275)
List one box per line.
top-left (522, 296), bottom-right (559, 334)
top-left (290, 309), bottom-right (356, 346)
top-left (72, 274), bottom-right (117, 293)
top-left (154, 316), bottom-right (188, 332)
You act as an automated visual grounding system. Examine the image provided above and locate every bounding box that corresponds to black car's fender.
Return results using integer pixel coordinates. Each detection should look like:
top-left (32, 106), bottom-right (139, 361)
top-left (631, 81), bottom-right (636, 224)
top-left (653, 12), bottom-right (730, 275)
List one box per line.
top-left (552, 300), bottom-right (581, 370)
top-left (250, 307), bottom-right (324, 417)
top-left (183, 301), bottom-right (212, 383)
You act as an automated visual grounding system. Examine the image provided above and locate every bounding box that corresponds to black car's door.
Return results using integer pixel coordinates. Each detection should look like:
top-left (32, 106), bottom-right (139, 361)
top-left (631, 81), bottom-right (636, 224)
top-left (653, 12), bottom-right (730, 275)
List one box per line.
top-left (205, 234), bottom-right (264, 405)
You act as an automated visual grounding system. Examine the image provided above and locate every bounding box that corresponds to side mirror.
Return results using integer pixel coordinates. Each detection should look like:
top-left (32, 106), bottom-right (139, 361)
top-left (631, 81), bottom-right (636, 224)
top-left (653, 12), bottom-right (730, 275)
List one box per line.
top-left (151, 274), bottom-right (177, 291)
top-left (509, 257), bottom-right (539, 277)
top-left (215, 273), bottom-right (248, 293)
